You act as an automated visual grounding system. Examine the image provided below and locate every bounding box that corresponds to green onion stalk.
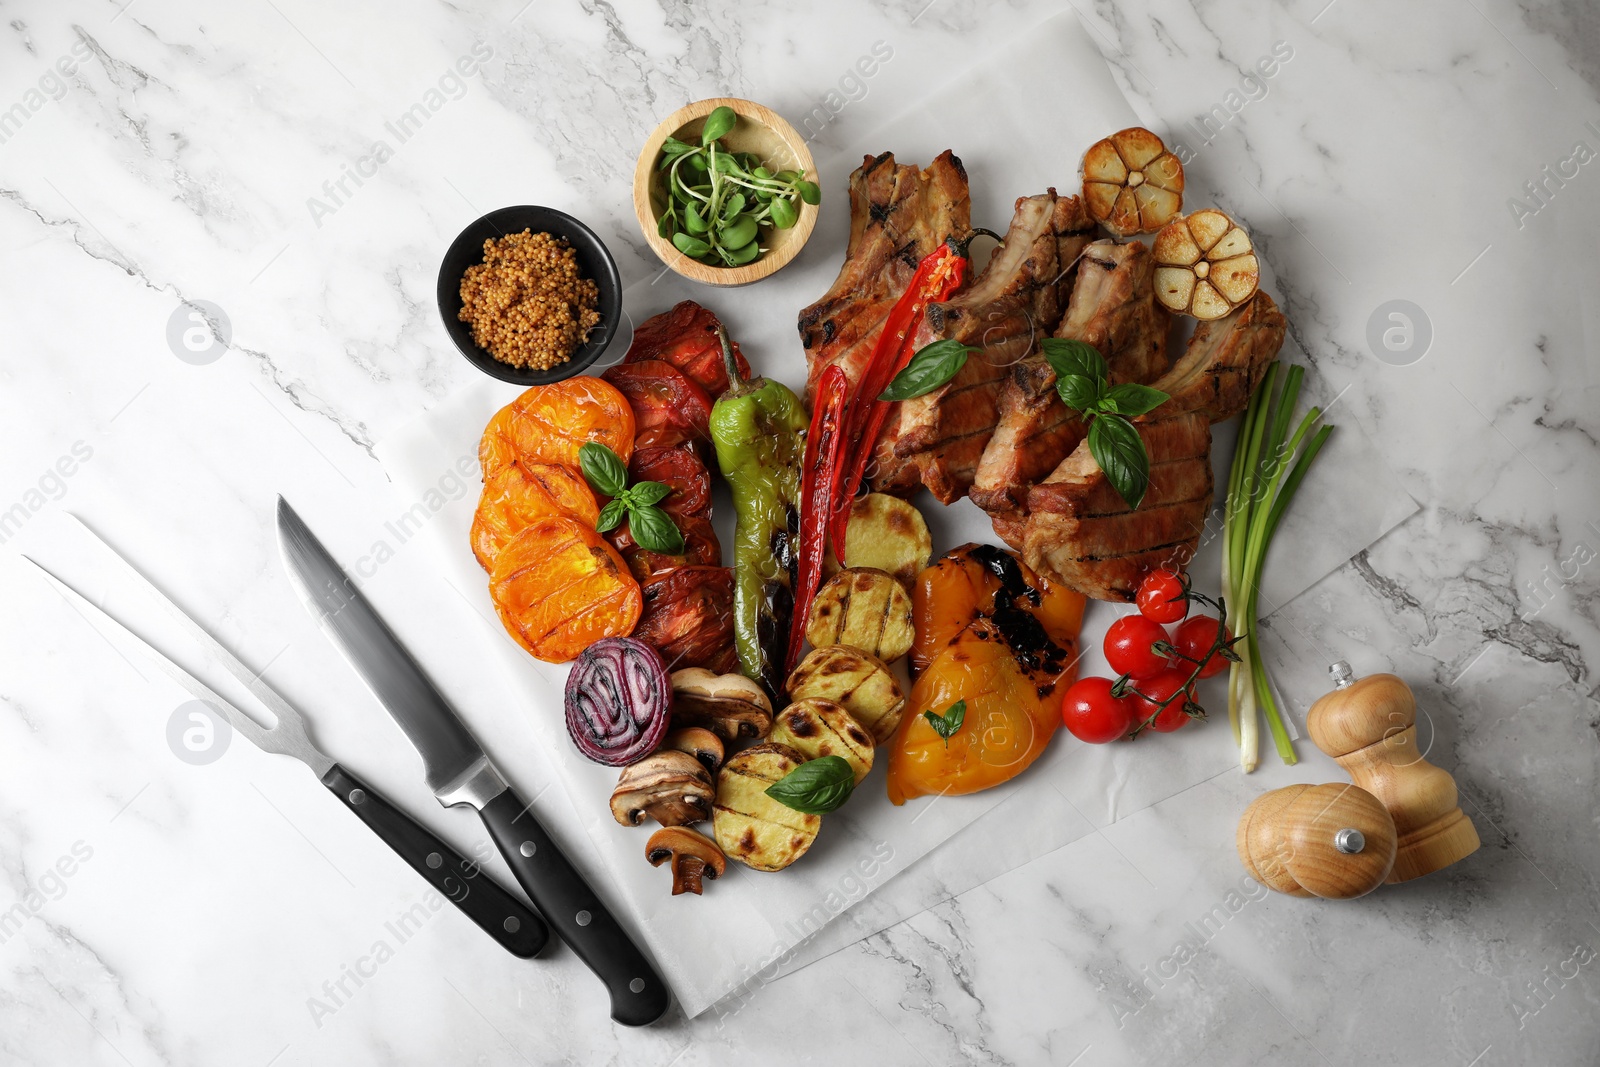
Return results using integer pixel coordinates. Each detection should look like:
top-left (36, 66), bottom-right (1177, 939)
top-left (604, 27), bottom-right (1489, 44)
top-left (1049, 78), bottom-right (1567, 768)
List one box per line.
top-left (1222, 361), bottom-right (1335, 772)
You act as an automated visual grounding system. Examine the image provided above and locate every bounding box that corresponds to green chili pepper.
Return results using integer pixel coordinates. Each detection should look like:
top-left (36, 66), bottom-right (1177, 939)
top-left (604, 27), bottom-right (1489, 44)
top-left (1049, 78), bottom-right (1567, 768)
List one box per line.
top-left (708, 325), bottom-right (807, 700)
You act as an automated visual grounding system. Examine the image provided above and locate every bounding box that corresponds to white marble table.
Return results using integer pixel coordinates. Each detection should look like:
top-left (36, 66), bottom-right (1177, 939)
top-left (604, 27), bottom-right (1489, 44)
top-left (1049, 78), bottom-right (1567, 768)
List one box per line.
top-left (1, 1), bottom-right (1596, 1064)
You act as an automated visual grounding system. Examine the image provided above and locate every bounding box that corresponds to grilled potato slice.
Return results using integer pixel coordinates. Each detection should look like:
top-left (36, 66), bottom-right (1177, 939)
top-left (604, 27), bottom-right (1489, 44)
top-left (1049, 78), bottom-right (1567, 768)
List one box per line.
top-left (822, 493), bottom-right (932, 588)
top-left (785, 646), bottom-right (906, 744)
top-left (805, 567), bottom-right (914, 663)
top-left (713, 743), bottom-right (820, 872)
top-left (768, 698), bottom-right (875, 784)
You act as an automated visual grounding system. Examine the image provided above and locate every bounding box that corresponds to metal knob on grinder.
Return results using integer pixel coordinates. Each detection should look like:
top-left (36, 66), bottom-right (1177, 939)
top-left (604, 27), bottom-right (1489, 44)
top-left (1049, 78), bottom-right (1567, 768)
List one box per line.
top-left (1236, 783), bottom-right (1398, 899)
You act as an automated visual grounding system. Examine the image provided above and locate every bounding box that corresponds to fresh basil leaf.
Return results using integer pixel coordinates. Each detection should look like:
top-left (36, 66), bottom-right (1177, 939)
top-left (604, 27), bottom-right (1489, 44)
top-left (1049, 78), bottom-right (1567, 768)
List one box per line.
top-left (672, 231), bottom-right (712, 259)
top-left (879, 338), bottom-right (982, 401)
top-left (700, 105), bottom-right (737, 145)
top-left (629, 480), bottom-right (672, 507)
top-left (1041, 337), bottom-right (1109, 384)
top-left (1088, 414), bottom-right (1150, 510)
top-left (719, 213), bottom-right (758, 250)
top-left (579, 441), bottom-right (630, 498)
top-left (1102, 383), bottom-right (1169, 418)
top-left (796, 179), bottom-right (821, 205)
top-left (769, 196), bottom-right (797, 229)
top-left (596, 498), bottom-right (627, 533)
top-left (764, 755), bottom-right (855, 815)
top-left (627, 504), bottom-right (684, 553)
top-left (921, 700), bottom-right (967, 747)
top-left (1055, 373), bottom-right (1102, 414)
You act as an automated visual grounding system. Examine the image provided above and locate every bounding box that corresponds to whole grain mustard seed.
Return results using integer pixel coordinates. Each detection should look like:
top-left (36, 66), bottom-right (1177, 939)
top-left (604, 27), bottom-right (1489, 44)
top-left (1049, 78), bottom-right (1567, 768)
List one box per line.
top-left (458, 230), bottom-right (601, 371)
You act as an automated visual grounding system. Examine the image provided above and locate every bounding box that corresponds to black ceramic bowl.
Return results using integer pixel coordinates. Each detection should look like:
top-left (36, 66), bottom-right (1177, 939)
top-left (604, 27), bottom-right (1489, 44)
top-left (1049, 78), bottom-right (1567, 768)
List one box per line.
top-left (437, 206), bottom-right (623, 386)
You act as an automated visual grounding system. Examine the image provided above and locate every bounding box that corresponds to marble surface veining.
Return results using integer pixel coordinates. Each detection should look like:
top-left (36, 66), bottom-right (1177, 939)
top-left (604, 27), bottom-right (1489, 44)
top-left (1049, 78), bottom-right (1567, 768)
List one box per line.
top-left (0, 1), bottom-right (1596, 1065)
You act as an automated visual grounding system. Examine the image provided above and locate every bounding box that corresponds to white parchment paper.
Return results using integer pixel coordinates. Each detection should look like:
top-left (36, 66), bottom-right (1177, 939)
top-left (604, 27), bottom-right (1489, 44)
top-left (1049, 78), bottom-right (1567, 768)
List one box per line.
top-left (377, 12), bottom-right (1417, 1017)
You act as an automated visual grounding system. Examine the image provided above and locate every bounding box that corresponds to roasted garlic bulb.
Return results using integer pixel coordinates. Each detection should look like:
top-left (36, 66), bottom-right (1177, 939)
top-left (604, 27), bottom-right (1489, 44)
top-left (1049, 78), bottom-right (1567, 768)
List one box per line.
top-left (1152, 209), bottom-right (1261, 320)
top-left (1081, 127), bottom-right (1185, 237)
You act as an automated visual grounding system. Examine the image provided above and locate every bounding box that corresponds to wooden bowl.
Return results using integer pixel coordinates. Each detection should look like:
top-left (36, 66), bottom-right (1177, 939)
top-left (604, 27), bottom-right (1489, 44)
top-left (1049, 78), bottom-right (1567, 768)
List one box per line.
top-left (633, 98), bottom-right (819, 288)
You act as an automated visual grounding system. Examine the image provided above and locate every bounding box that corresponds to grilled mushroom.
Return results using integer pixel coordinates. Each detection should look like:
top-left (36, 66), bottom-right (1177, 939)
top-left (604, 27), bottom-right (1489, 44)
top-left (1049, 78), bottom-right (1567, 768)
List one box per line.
top-left (609, 750), bottom-right (714, 827)
top-left (670, 668), bottom-right (774, 741)
top-left (662, 726), bottom-right (725, 775)
top-left (645, 826), bottom-right (727, 895)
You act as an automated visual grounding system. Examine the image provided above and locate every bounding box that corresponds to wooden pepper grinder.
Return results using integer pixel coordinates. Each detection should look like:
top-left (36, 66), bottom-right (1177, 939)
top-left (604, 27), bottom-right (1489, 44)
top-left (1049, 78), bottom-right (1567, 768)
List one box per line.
top-left (1237, 783), bottom-right (1397, 899)
top-left (1306, 662), bottom-right (1480, 883)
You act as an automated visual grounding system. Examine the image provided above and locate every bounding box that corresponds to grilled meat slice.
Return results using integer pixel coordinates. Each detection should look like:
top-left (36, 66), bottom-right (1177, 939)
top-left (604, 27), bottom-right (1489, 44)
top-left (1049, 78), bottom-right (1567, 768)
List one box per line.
top-left (970, 239), bottom-right (1169, 516)
top-left (871, 191), bottom-right (1095, 503)
top-left (1152, 289), bottom-right (1284, 421)
top-left (1020, 414), bottom-right (1213, 601)
top-left (798, 151), bottom-right (971, 401)
top-left (1015, 292), bottom-right (1285, 601)
top-left (1057, 239), bottom-right (1171, 384)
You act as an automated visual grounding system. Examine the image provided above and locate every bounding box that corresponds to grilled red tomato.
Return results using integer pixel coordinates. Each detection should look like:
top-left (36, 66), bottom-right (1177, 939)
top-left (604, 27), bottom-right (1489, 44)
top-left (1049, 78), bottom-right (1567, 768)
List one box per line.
top-left (608, 513), bottom-right (722, 581)
top-left (627, 445), bottom-right (711, 518)
top-left (632, 565), bottom-right (737, 673)
top-left (623, 301), bottom-right (751, 397)
top-left (602, 359), bottom-right (713, 449)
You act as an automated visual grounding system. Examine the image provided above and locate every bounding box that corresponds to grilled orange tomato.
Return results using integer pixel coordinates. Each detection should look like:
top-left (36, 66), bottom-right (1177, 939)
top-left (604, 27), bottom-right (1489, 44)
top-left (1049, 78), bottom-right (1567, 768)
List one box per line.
top-left (471, 462), bottom-right (599, 571)
top-left (479, 377), bottom-right (635, 480)
top-left (488, 516), bottom-right (642, 663)
top-left (887, 543), bottom-right (1085, 805)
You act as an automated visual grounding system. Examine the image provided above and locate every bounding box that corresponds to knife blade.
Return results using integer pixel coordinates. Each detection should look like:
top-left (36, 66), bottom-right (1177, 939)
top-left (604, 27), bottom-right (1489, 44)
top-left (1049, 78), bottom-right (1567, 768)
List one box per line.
top-left (24, 549), bottom-right (547, 960)
top-left (274, 496), bottom-right (671, 1027)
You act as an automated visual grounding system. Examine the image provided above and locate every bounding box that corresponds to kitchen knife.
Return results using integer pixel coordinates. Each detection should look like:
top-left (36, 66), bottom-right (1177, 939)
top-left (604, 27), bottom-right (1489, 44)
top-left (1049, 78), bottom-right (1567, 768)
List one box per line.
top-left (274, 496), bottom-right (671, 1027)
top-left (25, 550), bottom-right (547, 960)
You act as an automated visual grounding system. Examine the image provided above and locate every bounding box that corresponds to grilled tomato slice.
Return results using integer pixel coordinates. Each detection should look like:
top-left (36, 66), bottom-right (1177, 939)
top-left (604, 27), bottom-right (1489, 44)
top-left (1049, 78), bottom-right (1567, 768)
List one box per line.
top-left (609, 513), bottom-right (722, 581)
top-left (623, 300), bottom-right (752, 397)
top-left (632, 565), bottom-right (737, 674)
top-left (627, 445), bottom-right (712, 518)
top-left (479, 377), bottom-right (635, 480)
top-left (471, 462), bottom-right (599, 571)
top-left (489, 516), bottom-right (642, 663)
top-left (602, 359), bottom-right (714, 450)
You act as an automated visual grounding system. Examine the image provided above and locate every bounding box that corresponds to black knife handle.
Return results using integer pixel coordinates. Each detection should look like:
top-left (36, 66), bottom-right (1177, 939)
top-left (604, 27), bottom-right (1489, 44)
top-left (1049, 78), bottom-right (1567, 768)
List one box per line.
top-left (479, 786), bottom-right (671, 1026)
top-left (322, 765), bottom-right (548, 958)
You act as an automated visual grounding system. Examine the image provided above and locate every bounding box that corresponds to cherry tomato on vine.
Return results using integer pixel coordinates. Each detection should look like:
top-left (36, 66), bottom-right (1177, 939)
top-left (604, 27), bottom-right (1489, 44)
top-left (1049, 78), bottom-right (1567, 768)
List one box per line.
top-left (1174, 615), bottom-right (1232, 679)
top-left (1128, 669), bottom-right (1197, 732)
top-left (1060, 676), bottom-right (1136, 744)
top-left (1135, 567), bottom-right (1189, 624)
top-left (1103, 615), bottom-right (1175, 679)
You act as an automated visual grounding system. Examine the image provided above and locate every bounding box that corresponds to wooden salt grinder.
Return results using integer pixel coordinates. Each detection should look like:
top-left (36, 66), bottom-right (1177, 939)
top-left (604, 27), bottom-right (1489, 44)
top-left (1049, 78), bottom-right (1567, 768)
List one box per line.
top-left (1237, 783), bottom-right (1397, 899)
top-left (1306, 663), bottom-right (1480, 883)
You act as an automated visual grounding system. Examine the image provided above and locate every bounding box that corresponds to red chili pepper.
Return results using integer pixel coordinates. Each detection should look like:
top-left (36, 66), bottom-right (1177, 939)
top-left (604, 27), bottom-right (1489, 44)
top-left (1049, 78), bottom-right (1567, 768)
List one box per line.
top-left (831, 238), bottom-right (973, 554)
top-left (789, 363), bottom-right (850, 675)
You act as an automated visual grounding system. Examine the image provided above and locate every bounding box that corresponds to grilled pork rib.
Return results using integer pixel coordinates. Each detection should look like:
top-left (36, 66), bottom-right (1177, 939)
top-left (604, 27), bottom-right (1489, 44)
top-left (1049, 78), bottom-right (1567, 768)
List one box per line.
top-left (798, 151), bottom-right (971, 401)
top-left (971, 239), bottom-right (1170, 522)
top-left (1019, 291), bottom-right (1285, 601)
top-left (870, 191), bottom-right (1096, 502)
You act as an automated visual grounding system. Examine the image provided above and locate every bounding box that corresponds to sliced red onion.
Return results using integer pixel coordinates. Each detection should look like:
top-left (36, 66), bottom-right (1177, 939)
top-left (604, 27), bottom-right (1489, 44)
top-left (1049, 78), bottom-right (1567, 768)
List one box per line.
top-left (565, 637), bottom-right (670, 767)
